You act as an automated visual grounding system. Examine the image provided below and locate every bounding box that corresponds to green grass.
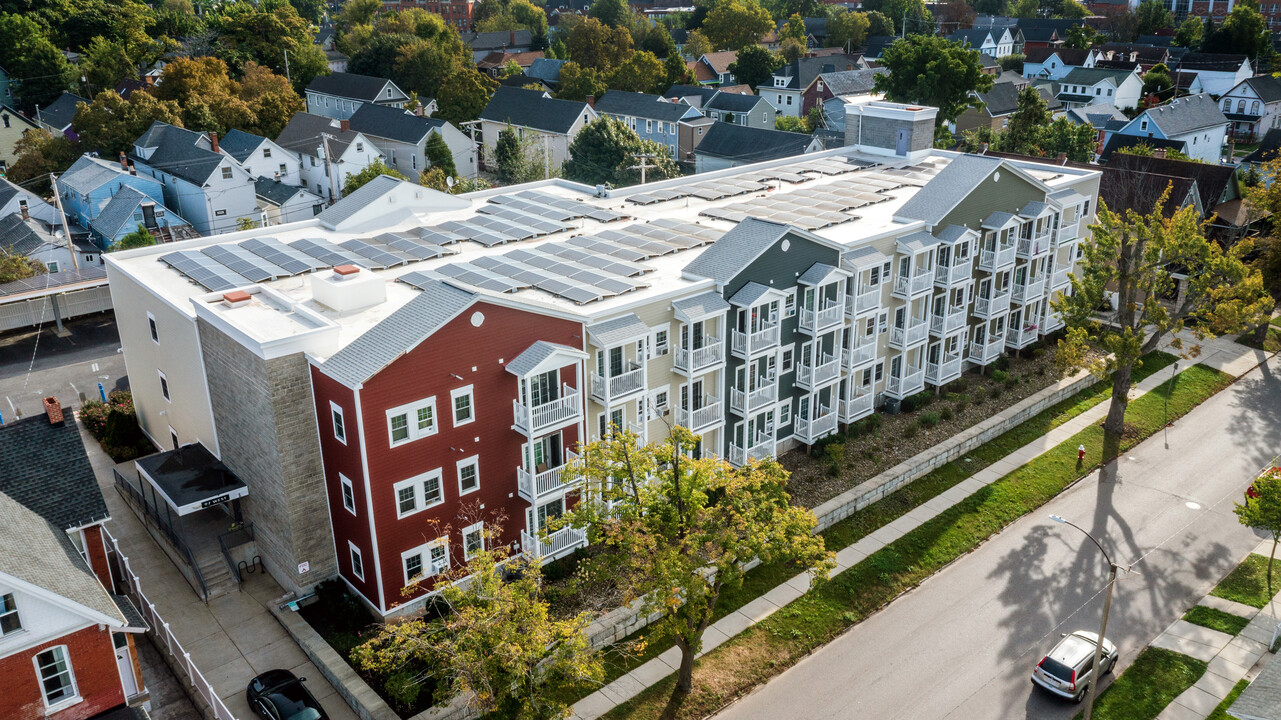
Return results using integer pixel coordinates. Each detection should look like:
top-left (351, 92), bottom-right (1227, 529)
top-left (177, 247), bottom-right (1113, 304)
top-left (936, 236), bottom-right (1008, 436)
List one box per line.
top-left (1182, 605), bottom-right (1251, 635)
top-left (1210, 554), bottom-right (1279, 609)
top-left (1206, 678), bottom-right (1251, 720)
top-left (603, 364), bottom-right (1233, 719)
top-left (1072, 647), bottom-right (1207, 720)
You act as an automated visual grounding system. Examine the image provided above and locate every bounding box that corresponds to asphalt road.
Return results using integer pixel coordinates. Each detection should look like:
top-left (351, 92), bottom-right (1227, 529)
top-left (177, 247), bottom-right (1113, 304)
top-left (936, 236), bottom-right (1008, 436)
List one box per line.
top-left (0, 314), bottom-right (128, 420)
top-left (717, 355), bottom-right (1281, 720)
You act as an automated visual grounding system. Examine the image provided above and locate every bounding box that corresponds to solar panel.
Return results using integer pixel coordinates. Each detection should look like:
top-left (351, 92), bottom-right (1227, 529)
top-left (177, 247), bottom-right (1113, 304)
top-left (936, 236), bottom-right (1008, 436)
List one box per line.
top-left (413, 227), bottom-right (466, 245)
top-left (527, 245), bottom-right (650, 277)
top-left (160, 251), bottom-right (251, 292)
top-left (201, 245), bottom-right (288, 283)
top-left (439, 220), bottom-right (514, 247)
top-left (583, 207), bottom-right (625, 223)
top-left (564, 235), bottom-right (652, 262)
top-left (397, 269), bottom-right (446, 291)
top-left (435, 262), bottom-right (524, 292)
top-left (363, 233), bottom-right (451, 261)
top-left (340, 238), bottom-right (413, 268)
top-left (291, 238), bottom-right (363, 267)
top-left (241, 238), bottom-right (327, 275)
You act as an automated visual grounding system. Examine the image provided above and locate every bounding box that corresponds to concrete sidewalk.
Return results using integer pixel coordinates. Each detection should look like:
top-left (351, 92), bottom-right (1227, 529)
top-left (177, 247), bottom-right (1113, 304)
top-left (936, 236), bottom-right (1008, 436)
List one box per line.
top-left (571, 339), bottom-right (1274, 720)
top-left (83, 424), bottom-right (358, 720)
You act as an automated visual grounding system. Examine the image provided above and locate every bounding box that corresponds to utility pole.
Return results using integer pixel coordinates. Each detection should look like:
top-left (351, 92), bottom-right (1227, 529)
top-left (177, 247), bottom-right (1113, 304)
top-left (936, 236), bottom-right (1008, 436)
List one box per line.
top-left (320, 134), bottom-right (339, 203)
top-left (460, 119), bottom-right (482, 179)
top-left (542, 134), bottom-right (550, 180)
top-left (283, 48), bottom-right (291, 83)
top-left (628, 153), bottom-right (660, 185)
top-left (902, 10), bottom-right (907, 39)
top-left (1050, 515), bottom-right (1123, 720)
top-left (49, 172), bottom-right (78, 272)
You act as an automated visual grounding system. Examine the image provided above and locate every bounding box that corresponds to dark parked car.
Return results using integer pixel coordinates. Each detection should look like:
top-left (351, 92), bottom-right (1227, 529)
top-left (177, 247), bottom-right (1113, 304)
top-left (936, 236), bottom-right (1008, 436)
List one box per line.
top-left (246, 669), bottom-right (328, 720)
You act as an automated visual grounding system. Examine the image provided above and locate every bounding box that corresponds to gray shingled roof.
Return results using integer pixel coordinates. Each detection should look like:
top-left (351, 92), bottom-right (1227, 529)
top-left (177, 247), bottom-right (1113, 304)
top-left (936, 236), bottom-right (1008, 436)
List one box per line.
top-left (694, 123), bottom-right (814, 163)
top-left (131, 122), bottom-right (227, 186)
top-left (462, 29), bottom-right (533, 51)
top-left (817, 68), bottom-right (884, 97)
top-left (348, 102), bottom-right (447, 145)
top-left (480, 86), bottom-right (591, 134)
top-left (1066, 103), bottom-right (1128, 129)
top-left (705, 92), bottom-right (766, 113)
top-left (937, 224), bottom-right (974, 244)
top-left (843, 245), bottom-right (889, 268)
top-left (0, 214), bottom-right (57, 256)
top-left (276, 113), bottom-right (363, 159)
top-left (683, 217), bottom-right (789, 285)
top-left (671, 291), bottom-right (730, 321)
top-left (506, 340), bottom-right (582, 376)
top-left (91, 186), bottom-right (151, 240)
top-left (728, 281), bottom-right (777, 307)
top-left (526, 58), bottom-right (565, 84)
top-left (255, 177), bottom-right (311, 207)
top-left (1061, 67), bottom-right (1135, 86)
top-left (1243, 74), bottom-right (1281, 104)
top-left (38, 92), bottom-right (87, 131)
top-left (663, 85), bottom-right (719, 105)
top-left (595, 91), bottom-right (694, 122)
top-left (110, 593), bottom-right (149, 631)
top-left (977, 81), bottom-right (1021, 117)
top-left (60, 155), bottom-right (131, 195)
top-left (1227, 651), bottom-right (1281, 720)
top-left (1138, 93), bottom-right (1229, 137)
top-left (0, 413), bottom-right (110, 530)
top-left (321, 280), bottom-right (476, 387)
top-left (896, 155), bottom-right (1004, 226)
top-left (316, 175), bottom-right (404, 228)
top-left (797, 262), bottom-right (844, 285)
top-left (1020, 200), bottom-right (1050, 217)
top-left (218, 129), bottom-right (268, 163)
top-left (897, 229), bottom-right (942, 253)
top-left (307, 72), bottom-right (401, 102)
top-left (586, 313), bottom-right (649, 346)
top-left (983, 210), bottom-right (1019, 229)
top-left (0, 491), bottom-right (124, 625)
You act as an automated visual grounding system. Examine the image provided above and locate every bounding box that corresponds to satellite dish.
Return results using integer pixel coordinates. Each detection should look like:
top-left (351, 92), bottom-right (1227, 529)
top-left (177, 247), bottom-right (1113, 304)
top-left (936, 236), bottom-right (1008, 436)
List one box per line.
top-left (445, 176), bottom-right (455, 188)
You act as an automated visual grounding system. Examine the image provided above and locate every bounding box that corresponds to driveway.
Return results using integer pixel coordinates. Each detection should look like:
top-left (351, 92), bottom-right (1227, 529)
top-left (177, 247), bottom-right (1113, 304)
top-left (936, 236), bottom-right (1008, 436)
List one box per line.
top-left (0, 314), bottom-right (128, 418)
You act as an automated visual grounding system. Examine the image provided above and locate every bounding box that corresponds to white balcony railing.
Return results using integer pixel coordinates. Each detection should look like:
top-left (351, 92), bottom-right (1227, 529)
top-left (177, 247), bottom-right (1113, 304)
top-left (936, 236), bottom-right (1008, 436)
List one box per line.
top-left (926, 355), bottom-right (963, 385)
top-left (844, 338), bottom-right (877, 370)
top-left (591, 363), bottom-right (644, 402)
top-left (935, 261), bottom-right (972, 286)
top-left (968, 337), bottom-right (1005, 365)
top-left (517, 450), bottom-right (580, 502)
top-left (674, 338), bottom-right (724, 374)
top-left (800, 302), bottom-right (845, 333)
top-left (730, 381), bottom-right (778, 415)
top-left (894, 269), bottom-right (934, 297)
top-left (885, 365), bottom-right (925, 399)
top-left (675, 397), bottom-right (723, 432)
top-left (1017, 235), bottom-right (1050, 258)
top-left (974, 291), bottom-right (1011, 318)
top-left (521, 526), bottom-right (587, 561)
top-left (1050, 267), bottom-right (1070, 289)
top-left (930, 307), bottom-right (967, 337)
top-left (978, 245), bottom-right (1016, 271)
top-left (849, 286), bottom-right (881, 315)
top-left (729, 432), bottom-right (775, 467)
top-left (731, 323), bottom-right (781, 356)
top-left (839, 392), bottom-right (875, 423)
top-left (889, 319), bottom-right (929, 349)
top-left (796, 353), bottom-right (840, 389)
top-left (795, 406), bottom-right (838, 442)
top-left (1042, 308), bottom-right (1066, 332)
top-left (1011, 276), bottom-right (1045, 305)
top-left (1006, 324), bottom-right (1040, 348)
top-left (513, 384), bottom-right (580, 434)
top-left (1057, 220), bottom-right (1079, 244)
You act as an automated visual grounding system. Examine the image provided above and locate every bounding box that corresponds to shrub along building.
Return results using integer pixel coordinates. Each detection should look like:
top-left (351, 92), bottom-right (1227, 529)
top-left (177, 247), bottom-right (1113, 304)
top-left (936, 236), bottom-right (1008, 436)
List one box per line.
top-left (104, 128), bottom-right (1098, 617)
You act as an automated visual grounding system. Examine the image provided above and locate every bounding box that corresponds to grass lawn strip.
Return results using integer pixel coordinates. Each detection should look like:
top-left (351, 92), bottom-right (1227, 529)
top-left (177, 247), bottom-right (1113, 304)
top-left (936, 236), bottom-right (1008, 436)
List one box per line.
top-left (602, 364), bottom-right (1233, 719)
top-left (1205, 678), bottom-right (1251, 720)
top-left (1070, 647), bottom-right (1207, 720)
top-left (544, 354), bottom-right (1181, 706)
top-left (1182, 606), bottom-right (1251, 636)
top-left (1210, 554), bottom-right (1278, 609)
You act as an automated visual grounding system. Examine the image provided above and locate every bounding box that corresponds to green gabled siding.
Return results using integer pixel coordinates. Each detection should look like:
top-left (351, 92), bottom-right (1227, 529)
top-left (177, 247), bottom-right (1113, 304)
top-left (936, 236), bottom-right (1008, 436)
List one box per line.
top-left (938, 170), bottom-right (1044, 231)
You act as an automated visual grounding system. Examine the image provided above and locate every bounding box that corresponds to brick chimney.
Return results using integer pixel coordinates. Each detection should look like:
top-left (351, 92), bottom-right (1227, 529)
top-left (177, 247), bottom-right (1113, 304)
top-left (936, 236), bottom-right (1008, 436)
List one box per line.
top-left (1056, 152), bottom-right (1066, 164)
top-left (128, 160), bottom-right (136, 176)
top-left (208, 131), bottom-right (219, 153)
top-left (1153, 147), bottom-right (1167, 159)
top-left (510, 29), bottom-right (515, 46)
top-left (340, 118), bottom-right (350, 132)
top-left (586, 94), bottom-right (595, 108)
top-left (119, 151), bottom-right (129, 171)
top-left (19, 199), bottom-right (28, 221)
top-left (42, 396), bottom-right (64, 426)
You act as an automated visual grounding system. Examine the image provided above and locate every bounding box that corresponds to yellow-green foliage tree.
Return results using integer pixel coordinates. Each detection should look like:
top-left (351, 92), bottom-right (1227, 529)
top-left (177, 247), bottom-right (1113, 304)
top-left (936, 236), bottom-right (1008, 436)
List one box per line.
top-left (700, 0), bottom-right (774, 51)
top-left (1236, 468), bottom-right (1281, 597)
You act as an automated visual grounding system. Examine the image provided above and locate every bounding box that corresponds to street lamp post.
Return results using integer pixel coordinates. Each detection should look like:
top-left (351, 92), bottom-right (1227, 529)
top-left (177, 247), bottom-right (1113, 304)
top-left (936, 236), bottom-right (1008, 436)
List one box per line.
top-left (1050, 515), bottom-right (1118, 720)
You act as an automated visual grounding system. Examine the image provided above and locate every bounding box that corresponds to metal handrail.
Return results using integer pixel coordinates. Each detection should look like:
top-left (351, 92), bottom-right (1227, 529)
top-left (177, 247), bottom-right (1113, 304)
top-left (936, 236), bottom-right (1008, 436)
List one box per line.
top-left (114, 469), bottom-right (208, 601)
top-left (218, 523), bottom-right (255, 589)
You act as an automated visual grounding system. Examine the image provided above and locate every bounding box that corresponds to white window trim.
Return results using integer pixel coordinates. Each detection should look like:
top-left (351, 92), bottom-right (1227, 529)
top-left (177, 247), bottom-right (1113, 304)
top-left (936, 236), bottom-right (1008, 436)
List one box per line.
top-left (393, 476), bottom-right (422, 519)
top-left (339, 474), bottom-right (357, 516)
top-left (778, 400), bottom-right (791, 426)
top-left (0, 592), bottom-right (22, 637)
top-left (348, 541), bottom-right (364, 581)
top-left (450, 385), bottom-right (475, 427)
top-left (33, 645), bottom-right (79, 711)
top-left (147, 311), bottom-right (159, 344)
top-left (330, 401), bottom-right (346, 444)
top-left (462, 521), bottom-right (484, 560)
top-left (158, 370), bottom-right (170, 402)
top-left (386, 397), bottom-right (437, 447)
top-left (456, 455), bottom-right (480, 496)
top-left (401, 542), bottom-right (430, 586)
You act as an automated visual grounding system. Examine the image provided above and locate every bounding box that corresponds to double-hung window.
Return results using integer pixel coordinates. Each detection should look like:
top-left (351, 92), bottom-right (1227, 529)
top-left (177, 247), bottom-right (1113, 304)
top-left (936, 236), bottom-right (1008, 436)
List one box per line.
top-left (34, 646), bottom-right (77, 708)
top-left (402, 537), bottom-right (450, 585)
top-left (0, 593), bottom-right (21, 635)
top-left (393, 469), bottom-right (444, 519)
top-left (451, 385), bottom-right (474, 426)
top-left (339, 474), bottom-right (356, 516)
top-left (348, 541), bottom-right (364, 580)
top-left (330, 401), bottom-right (346, 444)
top-left (457, 456), bottom-right (479, 495)
top-left (386, 397), bottom-right (437, 447)
top-left (462, 522), bottom-right (484, 559)
top-left (159, 370), bottom-right (170, 402)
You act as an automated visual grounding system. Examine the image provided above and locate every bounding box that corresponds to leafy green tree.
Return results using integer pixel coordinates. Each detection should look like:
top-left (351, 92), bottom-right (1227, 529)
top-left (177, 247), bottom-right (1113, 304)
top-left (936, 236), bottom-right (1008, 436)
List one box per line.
top-left (563, 427), bottom-right (832, 704)
top-left (780, 37), bottom-right (806, 62)
top-left (79, 37), bottom-right (135, 91)
top-left (779, 0), bottom-right (823, 18)
top-left (74, 91), bottom-right (184, 157)
top-left (1064, 23), bottom-right (1101, 49)
top-left (352, 538), bottom-right (603, 719)
top-left (1142, 62), bottom-right (1174, 97)
top-left (8, 128), bottom-right (79, 194)
top-left (1235, 468), bottom-right (1281, 597)
top-left (1172, 16), bottom-right (1203, 48)
top-left (425, 132), bottom-right (457, 178)
top-left (476, 0), bottom-right (550, 43)
top-left (664, 52), bottom-right (693, 87)
top-left (288, 0), bottom-right (326, 23)
top-left (0, 13), bottom-right (76, 111)
top-left (682, 28), bottom-right (714, 59)
top-left (1134, 0), bottom-right (1174, 36)
top-left (213, 1), bottom-right (328, 91)
top-left (434, 68), bottom-right (497, 126)
top-left (394, 37), bottom-right (467, 101)
top-left (1038, 116), bottom-right (1096, 161)
top-left (865, 10), bottom-right (894, 36)
top-left (999, 53), bottom-right (1025, 73)
top-left (641, 22), bottom-right (678, 58)
top-left (727, 44), bottom-right (781, 90)
top-left (608, 50), bottom-right (667, 93)
top-left (0, 252), bottom-right (46, 283)
top-left (337, 0), bottom-right (381, 29)
top-left (874, 35), bottom-right (993, 126)
top-left (1054, 190), bottom-right (1270, 460)
top-left (936, 0), bottom-right (975, 30)
top-left (1059, 0), bottom-right (1090, 19)
top-left (781, 13), bottom-right (805, 42)
top-left (701, 0), bottom-right (774, 51)
top-left (566, 16), bottom-right (633, 72)
top-left (495, 125), bottom-right (549, 183)
top-left (1203, 0), bottom-right (1270, 60)
top-left (347, 32), bottom-right (419, 79)
top-left (971, 0), bottom-right (1006, 13)
top-left (556, 62), bottom-right (610, 101)
top-left (880, 0), bottom-right (933, 34)
top-left (343, 159), bottom-right (407, 195)
top-left (1009, 0), bottom-right (1039, 18)
top-left (114, 225), bottom-right (157, 251)
top-left (825, 8), bottom-right (870, 52)
top-left (1003, 87), bottom-right (1050, 154)
top-left (563, 116), bottom-right (681, 186)
top-left (588, 0), bottom-right (631, 27)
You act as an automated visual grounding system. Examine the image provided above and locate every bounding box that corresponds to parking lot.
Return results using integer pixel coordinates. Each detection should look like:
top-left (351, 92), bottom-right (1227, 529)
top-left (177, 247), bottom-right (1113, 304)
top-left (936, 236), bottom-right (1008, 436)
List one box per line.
top-left (0, 313), bottom-right (129, 420)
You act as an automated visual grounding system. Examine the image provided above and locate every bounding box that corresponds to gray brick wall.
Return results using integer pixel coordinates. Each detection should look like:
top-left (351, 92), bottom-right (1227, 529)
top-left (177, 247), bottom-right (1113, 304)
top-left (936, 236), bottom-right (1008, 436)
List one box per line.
top-left (845, 115), bottom-right (934, 154)
top-left (197, 318), bottom-right (337, 595)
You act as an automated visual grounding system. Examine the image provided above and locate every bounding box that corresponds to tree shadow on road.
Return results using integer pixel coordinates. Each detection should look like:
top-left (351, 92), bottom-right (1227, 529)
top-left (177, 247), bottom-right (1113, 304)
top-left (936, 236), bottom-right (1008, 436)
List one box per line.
top-left (1224, 359), bottom-right (1281, 473)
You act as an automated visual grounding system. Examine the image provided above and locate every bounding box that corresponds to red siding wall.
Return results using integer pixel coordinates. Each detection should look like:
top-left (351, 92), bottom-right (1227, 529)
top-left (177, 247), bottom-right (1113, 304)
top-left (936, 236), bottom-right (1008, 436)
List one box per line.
top-left (0, 625), bottom-right (125, 720)
top-left (314, 299), bottom-right (582, 613)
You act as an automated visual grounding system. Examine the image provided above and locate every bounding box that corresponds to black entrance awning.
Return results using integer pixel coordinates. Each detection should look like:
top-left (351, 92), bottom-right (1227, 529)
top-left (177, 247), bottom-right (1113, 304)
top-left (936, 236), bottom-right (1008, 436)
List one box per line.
top-left (135, 444), bottom-right (247, 516)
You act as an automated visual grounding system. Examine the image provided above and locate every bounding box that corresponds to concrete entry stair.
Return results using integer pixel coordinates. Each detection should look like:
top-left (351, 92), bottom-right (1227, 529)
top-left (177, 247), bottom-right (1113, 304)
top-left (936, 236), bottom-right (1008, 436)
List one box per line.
top-left (197, 552), bottom-right (239, 600)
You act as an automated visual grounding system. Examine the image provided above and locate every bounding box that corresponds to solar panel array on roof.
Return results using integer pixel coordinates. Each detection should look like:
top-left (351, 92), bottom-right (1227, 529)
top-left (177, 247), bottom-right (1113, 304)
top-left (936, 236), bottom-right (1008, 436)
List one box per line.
top-left (488, 190), bottom-right (627, 224)
top-left (241, 237), bottom-right (326, 275)
top-left (362, 232), bottom-right (454, 261)
top-left (291, 238), bottom-right (363, 267)
top-left (160, 251), bottom-right (251, 292)
top-left (626, 178), bottom-right (767, 205)
top-left (201, 245), bottom-right (288, 283)
top-left (339, 238), bottom-right (413, 269)
top-left (434, 262), bottom-right (525, 292)
top-left (477, 204), bottom-right (568, 234)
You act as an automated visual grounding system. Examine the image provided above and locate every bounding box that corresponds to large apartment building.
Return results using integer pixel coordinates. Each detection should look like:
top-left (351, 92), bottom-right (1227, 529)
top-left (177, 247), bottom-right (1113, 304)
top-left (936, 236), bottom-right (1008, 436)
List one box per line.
top-left (104, 130), bottom-right (1097, 617)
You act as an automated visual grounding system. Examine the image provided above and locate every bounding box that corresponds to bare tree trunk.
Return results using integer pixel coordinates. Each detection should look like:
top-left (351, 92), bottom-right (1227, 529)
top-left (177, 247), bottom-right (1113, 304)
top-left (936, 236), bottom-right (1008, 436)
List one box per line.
top-left (1269, 536), bottom-right (1277, 600)
top-left (1254, 321), bottom-right (1271, 346)
top-left (1102, 363), bottom-right (1133, 462)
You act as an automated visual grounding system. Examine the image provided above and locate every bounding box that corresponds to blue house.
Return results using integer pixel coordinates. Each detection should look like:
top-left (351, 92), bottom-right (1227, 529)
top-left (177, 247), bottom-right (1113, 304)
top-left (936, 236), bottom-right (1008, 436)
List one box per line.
top-left (57, 155), bottom-right (196, 247)
top-left (593, 90), bottom-right (712, 159)
top-left (129, 122), bottom-right (259, 235)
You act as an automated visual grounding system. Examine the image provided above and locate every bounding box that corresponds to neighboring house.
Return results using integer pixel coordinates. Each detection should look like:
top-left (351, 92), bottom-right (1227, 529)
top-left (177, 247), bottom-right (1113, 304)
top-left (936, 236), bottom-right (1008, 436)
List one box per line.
top-left (418, 0), bottom-right (475, 30)
top-left (0, 214), bottom-right (100, 273)
top-left (0, 105), bottom-right (38, 172)
top-left (1023, 47), bottom-right (1090, 79)
top-left (0, 66), bottom-right (11, 105)
top-left (1110, 93), bottom-right (1229, 164)
top-left (275, 113), bottom-right (386, 202)
top-left (1016, 20), bottom-right (1072, 51)
top-left (693, 123), bottom-right (820, 172)
top-left (526, 58), bottom-right (566, 87)
top-left (1174, 53), bottom-right (1251, 97)
top-left (862, 36), bottom-right (896, 60)
top-left (761, 55), bottom-right (865, 119)
top-left (1106, 151), bottom-right (1249, 242)
top-left (478, 87), bottom-right (596, 171)
top-left (704, 91), bottom-right (776, 129)
top-left (1217, 74), bottom-right (1281, 143)
top-left (1055, 67), bottom-right (1143, 111)
top-left (0, 398), bottom-right (149, 720)
top-left (1098, 133), bottom-right (1188, 161)
top-left (1171, 70), bottom-right (1205, 97)
top-left (1240, 127), bottom-right (1281, 165)
top-left (460, 29), bottom-right (533, 62)
top-left (955, 81), bottom-right (1021, 135)
top-left (89, 185), bottom-right (197, 247)
top-left (948, 28), bottom-right (1016, 57)
top-left (316, 29), bottom-right (349, 73)
top-left (305, 72), bottom-right (411, 121)
top-left (57, 155), bottom-right (195, 246)
top-left (664, 84), bottom-right (719, 109)
top-left (218, 129), bottom-right (303, 186)
top-left (1065, 103), bottom-right (1129, 130)
top-left (691, 51), bottom-right (739, 86)
top-left (35, 92), bottom-right (87, 141)
top-left (477, 50), bottom-right (545, 78)
top-left (129, 123), bottom-right (259, 235)
top-left (0, 177), bottom-right (57, 225)
top-left (1087, 43), bottom-right (1172, 72)
top-left (347, 102), bottom-right (476, 179)
top-left (255, 177), bottom-right (325, 226)
top-left (594, 91), bottom-right (710, 160)
top-left (804, 69), bottom-right (884, 116)
top-left (979, 53), bottom-right (1000, 76)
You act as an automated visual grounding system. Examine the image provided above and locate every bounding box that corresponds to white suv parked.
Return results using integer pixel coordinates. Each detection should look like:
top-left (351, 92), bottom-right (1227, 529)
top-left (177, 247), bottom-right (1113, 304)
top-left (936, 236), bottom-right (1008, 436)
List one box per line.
top-left (1031, 631), bottom-right (1118, 702)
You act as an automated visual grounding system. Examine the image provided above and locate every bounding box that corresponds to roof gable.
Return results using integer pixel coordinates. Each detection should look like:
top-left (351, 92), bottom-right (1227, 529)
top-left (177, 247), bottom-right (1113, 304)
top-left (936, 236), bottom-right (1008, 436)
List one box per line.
top-left (1132, 93), bottom-right (1228, 137)
top-left (694, 123), bottom-right (815, 162)
top-left (307, 72), bottom-right (404, 102)
top-left (479, 86), bottom-right (593, 134)
top-left (0, 414), bottom-right (109, 530)
top-left (896, 155), bottom-right (1049, 226)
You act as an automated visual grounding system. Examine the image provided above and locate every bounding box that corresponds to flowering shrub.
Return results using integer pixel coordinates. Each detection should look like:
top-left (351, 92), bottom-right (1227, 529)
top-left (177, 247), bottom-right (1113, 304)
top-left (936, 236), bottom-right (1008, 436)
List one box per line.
top-left (78, 391), bottom-right (152, 461)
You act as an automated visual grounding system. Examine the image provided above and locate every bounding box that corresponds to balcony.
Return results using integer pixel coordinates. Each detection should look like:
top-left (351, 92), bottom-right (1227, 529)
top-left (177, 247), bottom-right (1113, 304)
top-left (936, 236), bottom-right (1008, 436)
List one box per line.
top-left (730, 380), bottom-right (778, 415)
top-left (675, 397), bottom-right (723, 433)
top-left (973, 291), bottom-right (1011, 319)
top-left (884, 365), bottom-right (925, 399)
top-left (521, 526), bottom-right (587, 562)
top-left (1017, 234), bottom-right (1051, 259)
top-left (892, 269), bottom-right (934, 299)
top-left (926, 355), bottom-right (963, 386)
top-left (1006, 323), bottom-right (1040, 349)
top-left (934, 261), bottom-right (972, 287)
top-left (796, 352), bottom-right (840, 390)
top-left (968, 336), bottom-right (1005, 365)
top-left (1056, 219), bottom-right (1079, 244)
top-left (674, 338), bottom-right (724, 376)
top-left (978, 245), bottom-right (1016, 272)
top-left (888, 318), bottom-right (929, 350)
top-left (800, 302), bottom-right (845, 334)
top-left (1050, 266), bottom-right (1071, 289)
top-left (1041, 308), bottom-right (1065, 332)
top-left (795, 406), bottom-right (838, 443)
top-left (1011, 275), bottom-right (1045, 305)
top-left (844, 338), bottom-right (877, 370)
top-left (930, 306), bottom-right (967, 337)
top-left (839, 392), bottom-right (875, 423)
top-left (848, 286), bottom-right (881, 316)
top-left (591, 362), bottom-right (644, 403)
top-left (729, 432), bottom-right (775, 467)
top-left (731, 323), bottom-right (781, 358)
top-left (513, 384), bottom-right (581, 435)
top-left (517, 451), bottom-right (580, 502)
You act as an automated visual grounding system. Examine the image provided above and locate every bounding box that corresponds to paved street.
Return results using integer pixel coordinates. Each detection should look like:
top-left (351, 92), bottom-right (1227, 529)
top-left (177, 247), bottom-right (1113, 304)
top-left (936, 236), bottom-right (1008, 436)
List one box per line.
top-left (0, 313), bottom-right (127, 419)
top-left (717, 355), bottom-right (1281, 720)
